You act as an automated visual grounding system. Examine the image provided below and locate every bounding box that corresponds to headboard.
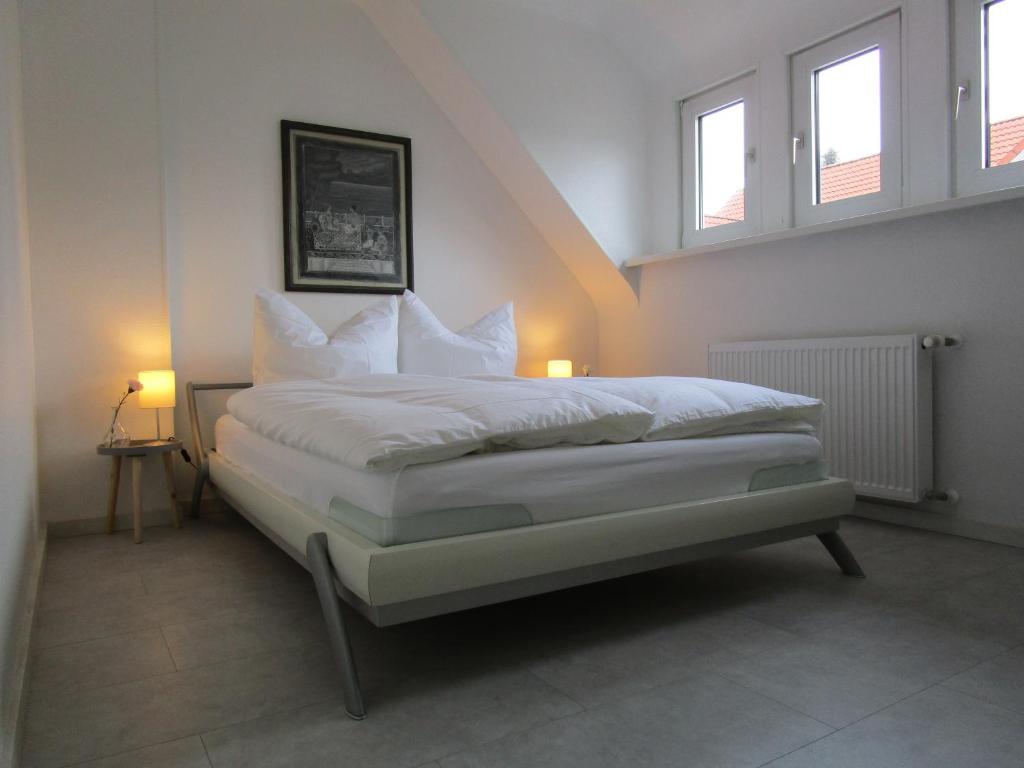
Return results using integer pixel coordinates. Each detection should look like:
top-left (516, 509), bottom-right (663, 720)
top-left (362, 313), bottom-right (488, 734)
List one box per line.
top-left (185, 381), bottom-right (252, 464)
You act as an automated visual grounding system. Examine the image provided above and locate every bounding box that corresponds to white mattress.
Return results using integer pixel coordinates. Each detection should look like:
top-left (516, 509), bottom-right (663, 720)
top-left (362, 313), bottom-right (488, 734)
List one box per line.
top-left (215, 415), bottom-right (826, 546)
top-left (215, 415), bottom-right (825, 545)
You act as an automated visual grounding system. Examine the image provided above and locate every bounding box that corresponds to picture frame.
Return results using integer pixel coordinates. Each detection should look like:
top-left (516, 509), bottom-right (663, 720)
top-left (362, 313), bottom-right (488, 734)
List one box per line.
top-left (281, 120), bottom-right (413, 294)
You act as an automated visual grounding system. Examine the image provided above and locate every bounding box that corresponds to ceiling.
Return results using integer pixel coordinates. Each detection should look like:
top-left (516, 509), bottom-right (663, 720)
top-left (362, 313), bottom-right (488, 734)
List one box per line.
top-left (484, 0), bottom-right (895, 84)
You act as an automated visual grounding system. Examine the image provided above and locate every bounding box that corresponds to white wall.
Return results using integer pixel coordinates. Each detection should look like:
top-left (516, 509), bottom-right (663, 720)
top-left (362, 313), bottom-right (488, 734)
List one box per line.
top-left (16, 0), bottom-right (1024, 539)
top-left (417, 0), bottom-right (650, 267)
top-left (414, 0), bottom-right (1024, 537)
top-left (603, 0), bottom-right (1024, 537)
top-left (602, 198), bottom-right (1024, 535)
top-left (0, 0), bottom-right (41, 760)
top-left (20, 0), bottom-right (173, 526)
top-left (19, 0), bottom-right (598, 524)
top-left (159, 0), bottom-right (596, 396)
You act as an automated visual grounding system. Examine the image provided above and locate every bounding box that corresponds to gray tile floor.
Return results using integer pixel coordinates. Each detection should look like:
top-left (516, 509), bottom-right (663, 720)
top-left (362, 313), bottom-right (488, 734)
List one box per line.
top-left (21, 512), bottom-right (1024, 768)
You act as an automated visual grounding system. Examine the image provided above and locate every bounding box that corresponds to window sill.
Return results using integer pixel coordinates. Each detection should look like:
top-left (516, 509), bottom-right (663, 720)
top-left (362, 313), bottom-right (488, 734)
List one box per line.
top-left (626, 186), bottom-right (1024, 268)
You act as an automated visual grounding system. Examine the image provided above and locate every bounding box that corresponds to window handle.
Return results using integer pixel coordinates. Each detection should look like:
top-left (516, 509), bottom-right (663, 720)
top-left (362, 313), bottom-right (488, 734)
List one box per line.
top-left (746, 147), bottom-right (757, 163)
top-left (792, 133), bottom-right (804, 165)
top-left (954, 82), bottom-right (970, 121)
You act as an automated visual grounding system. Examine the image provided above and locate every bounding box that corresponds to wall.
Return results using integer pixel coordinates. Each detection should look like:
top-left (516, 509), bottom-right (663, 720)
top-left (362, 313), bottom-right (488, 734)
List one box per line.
top-left (602, 199), bottom-right (1024, 536)
top-left (19, 0), bottom-right (599, 524)
top-left (0, 0), bottom-right (41, 760)
top-left (601, 0), bottom-right (1024, 537)
top-left (20, 0), bottom-right (172, 527)
top-left (160, 0), bottom-right (597, 408)
top-left (17, 0), bottom-right (1023, 540)
top-left (408, 0), bottom-right (1024, 538)
top-left (417, 0), bottom-right (650, 267)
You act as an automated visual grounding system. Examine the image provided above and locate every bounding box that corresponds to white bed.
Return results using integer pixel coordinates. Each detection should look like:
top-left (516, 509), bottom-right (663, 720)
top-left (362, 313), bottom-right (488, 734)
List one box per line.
top-left (189, 378), bottom-right (861, 721)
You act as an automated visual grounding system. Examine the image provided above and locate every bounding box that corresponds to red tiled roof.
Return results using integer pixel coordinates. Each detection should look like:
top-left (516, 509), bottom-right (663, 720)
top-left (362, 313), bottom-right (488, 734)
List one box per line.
top-left (705, 115), bottom-right (1024, 225)
top-left (990, 116), bottom-right (1024, 166)
top-left (702, 188), bottom-right (744, 228)
top-left (705, 153), bottom-right (883, 224)
top-left (819, 154), bottom-right (880, 203)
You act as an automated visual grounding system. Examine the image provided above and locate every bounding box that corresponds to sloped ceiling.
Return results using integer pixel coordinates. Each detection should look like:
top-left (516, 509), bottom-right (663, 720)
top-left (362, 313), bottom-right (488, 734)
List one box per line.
top-left (356, 0), bottom-right (639, 307)
top-left (359, 0), bottom-right (898, 308)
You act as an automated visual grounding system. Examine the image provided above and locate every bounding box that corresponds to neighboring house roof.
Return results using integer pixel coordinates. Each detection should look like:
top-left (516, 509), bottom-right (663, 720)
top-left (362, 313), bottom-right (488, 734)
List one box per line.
top-left (704, 153), bottom-right (882, 226)
top-left (705, 115), bottom-right (1024, 226)
top-left (702, 188), bottom-right (744, 227)
top-left (818, 154), bottom-right (881, 203)
top-left (990, 116), bottom-right (1024, 167)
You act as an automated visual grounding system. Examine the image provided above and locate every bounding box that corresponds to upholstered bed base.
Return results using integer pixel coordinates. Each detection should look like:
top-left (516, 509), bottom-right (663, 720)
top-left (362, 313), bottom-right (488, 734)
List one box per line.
top-left (209, 451), bottom-right (859, 719)
top-left (211, 451), bottom-right (855, 617)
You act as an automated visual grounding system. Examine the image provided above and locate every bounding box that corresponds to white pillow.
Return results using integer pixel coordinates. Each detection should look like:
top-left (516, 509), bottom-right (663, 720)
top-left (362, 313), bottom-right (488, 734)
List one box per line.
top-left (398, 290), bottom-right (517, 376)
top-left (252, 289), bottom-right (398, 384)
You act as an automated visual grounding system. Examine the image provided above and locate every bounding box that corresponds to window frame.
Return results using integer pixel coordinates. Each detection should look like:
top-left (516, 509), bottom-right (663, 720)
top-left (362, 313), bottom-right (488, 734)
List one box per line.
top-left (953, 0), bottom-right (1024, 196)
top-left (680, 72), bottom-right (760, 247)
top-left (791, 13), bottom-right (902, 227)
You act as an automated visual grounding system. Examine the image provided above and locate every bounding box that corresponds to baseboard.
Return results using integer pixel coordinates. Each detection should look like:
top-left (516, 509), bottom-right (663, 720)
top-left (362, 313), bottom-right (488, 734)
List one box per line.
top-left (46, 497), bottom-right (233, 538)
top-left (1, 533), bottom-right (46, 768)
top-left (46, 504), bottom-right (179, 538)
top-left (853, 499), bottom-right (1024, 549)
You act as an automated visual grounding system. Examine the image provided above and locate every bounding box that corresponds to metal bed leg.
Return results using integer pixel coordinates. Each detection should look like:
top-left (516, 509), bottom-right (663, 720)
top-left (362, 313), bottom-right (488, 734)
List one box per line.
top-left (190, 460), bottom-right (208, 518)
top-left (817, 531), bottom-right (866, 578)
top-left (306, 532), bottom-right (367, 720)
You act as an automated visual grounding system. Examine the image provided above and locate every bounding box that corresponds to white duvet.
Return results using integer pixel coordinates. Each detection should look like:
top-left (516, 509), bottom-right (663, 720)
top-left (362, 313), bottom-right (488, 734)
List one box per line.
top-left (227, 374), bottom-right (822, 472)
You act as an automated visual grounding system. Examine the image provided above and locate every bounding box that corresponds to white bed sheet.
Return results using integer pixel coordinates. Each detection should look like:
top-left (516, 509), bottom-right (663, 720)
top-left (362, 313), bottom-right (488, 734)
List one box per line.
top-left (215, 415), bottom-right (825, 540)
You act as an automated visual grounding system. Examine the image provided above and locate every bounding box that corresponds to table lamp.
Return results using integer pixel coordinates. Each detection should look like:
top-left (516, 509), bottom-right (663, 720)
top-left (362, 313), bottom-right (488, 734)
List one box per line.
top-left (138, 369), bottom-right (176, 439)
top-left (547, 360), bottom-right (573, 378)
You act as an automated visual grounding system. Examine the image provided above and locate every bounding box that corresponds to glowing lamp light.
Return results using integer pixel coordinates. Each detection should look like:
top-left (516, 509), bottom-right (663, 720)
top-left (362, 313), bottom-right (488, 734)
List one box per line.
top-left (138, 369), bottom-right (176, 439)
top-left (138, 370), bottom-right (176, 408)
top-left (547, 360), bottom-right (573, 378)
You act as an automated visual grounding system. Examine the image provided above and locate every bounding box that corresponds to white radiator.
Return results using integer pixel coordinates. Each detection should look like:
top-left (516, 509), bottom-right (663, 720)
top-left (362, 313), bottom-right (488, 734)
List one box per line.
top-left (709, 335), bottom-right (933, 502)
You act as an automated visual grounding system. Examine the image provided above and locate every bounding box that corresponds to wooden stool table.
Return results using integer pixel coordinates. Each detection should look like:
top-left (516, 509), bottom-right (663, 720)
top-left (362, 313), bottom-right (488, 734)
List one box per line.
top-left (97, 439), bottom-right (183, 543)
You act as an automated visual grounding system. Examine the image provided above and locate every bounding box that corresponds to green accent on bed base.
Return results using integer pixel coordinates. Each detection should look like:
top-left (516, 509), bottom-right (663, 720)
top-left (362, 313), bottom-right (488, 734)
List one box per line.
top-left (748, 461), bottom-right (827, 492)
top-left (328, 498), bottom-right (532, 547)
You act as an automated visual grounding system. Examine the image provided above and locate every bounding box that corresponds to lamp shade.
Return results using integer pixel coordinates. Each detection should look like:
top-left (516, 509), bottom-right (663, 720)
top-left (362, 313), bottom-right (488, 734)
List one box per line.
top-left (138, 370), bottom-right (176, 409)
top-left (547, 360), bottom-right (573, 378)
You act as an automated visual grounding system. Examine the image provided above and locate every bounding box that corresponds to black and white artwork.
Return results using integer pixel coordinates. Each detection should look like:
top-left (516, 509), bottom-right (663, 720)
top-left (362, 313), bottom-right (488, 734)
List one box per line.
top-left (281, 120), bottom-right (412, 293)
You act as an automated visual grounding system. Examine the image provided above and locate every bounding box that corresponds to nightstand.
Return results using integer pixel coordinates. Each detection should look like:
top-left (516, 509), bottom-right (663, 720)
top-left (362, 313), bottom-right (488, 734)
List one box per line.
top-left (96, 439), bottom-right (183, 543)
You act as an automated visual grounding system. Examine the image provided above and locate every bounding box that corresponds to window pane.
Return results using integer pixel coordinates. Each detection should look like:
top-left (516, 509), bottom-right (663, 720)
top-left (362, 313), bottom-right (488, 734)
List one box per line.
top-left (698, 101), bottom-right (744, 229)
top-left (985, 0), bottom-right (1024, 167)
top-left (814, 48), bottom-right (881, 204)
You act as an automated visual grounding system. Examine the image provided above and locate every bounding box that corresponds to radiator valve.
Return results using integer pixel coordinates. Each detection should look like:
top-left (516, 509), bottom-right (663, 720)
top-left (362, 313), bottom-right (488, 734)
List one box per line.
top-left (921, 334), bottom-right (963, 350)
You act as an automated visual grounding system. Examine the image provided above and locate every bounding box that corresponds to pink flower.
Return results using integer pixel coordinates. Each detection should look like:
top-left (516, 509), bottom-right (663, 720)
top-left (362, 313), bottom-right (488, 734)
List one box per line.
top-left (127, 378), bottom-right (144, 393)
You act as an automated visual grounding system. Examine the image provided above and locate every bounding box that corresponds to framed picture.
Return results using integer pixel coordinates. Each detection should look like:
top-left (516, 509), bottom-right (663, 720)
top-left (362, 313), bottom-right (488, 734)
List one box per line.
top-left (281, 120), bottom-right (413, 293)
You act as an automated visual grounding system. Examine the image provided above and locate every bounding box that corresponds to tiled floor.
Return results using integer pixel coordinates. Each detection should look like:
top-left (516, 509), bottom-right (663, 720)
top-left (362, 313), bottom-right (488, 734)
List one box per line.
top-left (21, 512), bottom-right (1024, 768)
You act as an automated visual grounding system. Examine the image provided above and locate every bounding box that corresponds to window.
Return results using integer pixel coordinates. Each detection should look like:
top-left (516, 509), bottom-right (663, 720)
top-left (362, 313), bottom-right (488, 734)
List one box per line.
top-left (791, 13), bottom-right (902, 226)
top-left (699, 102), bottom-right (746, 229)
top-left (814, 50), bottom-right (881, 204)
top-left (955, 0), bottom-right (1024, 195)
top-left (680, 73), bottom-right (759, 246)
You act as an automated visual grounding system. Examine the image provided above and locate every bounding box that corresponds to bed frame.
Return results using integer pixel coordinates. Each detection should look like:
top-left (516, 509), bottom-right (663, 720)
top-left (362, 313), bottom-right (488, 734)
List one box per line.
top-left (187, 381), bottom-right (863, 721)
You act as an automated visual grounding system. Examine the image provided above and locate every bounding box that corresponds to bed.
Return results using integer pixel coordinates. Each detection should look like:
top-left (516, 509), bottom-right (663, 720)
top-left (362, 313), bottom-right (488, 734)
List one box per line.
top-left (186, 376), bottom-right (861, 721)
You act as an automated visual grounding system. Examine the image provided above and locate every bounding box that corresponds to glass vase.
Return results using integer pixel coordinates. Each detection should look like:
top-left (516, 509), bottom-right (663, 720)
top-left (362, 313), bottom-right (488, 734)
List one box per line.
top-left (103, 407), bottom-right (131, 447)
